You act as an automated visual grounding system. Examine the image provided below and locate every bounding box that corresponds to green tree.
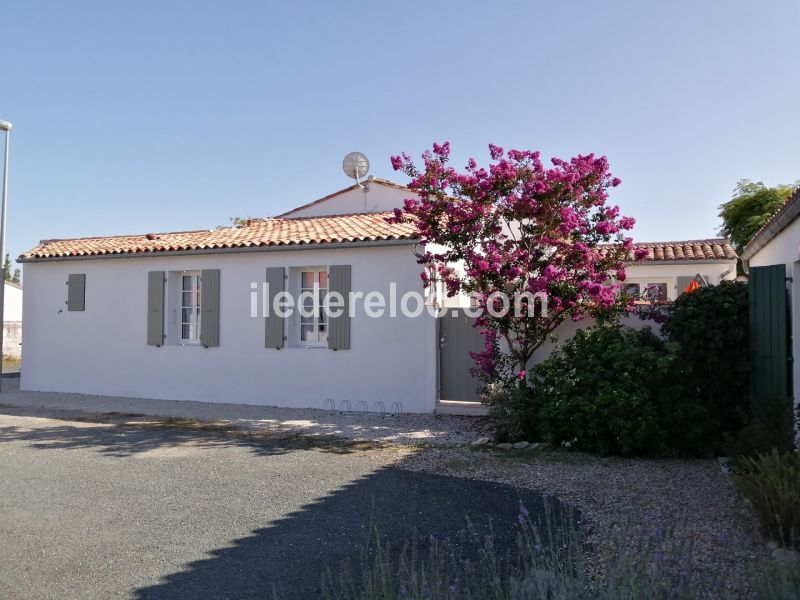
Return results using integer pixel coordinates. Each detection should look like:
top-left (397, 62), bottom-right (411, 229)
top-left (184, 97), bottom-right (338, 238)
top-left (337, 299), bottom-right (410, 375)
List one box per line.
top-left (2, 254), bottom-right (19, 284)
top-left (718, 180), bottom-right (796, 253)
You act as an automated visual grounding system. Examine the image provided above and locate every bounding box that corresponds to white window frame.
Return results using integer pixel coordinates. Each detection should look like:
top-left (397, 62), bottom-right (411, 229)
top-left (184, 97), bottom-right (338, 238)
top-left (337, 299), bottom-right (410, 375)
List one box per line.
top-left (178, 271), bottom-right (202, 345)
top-left (297, 268), bottom-right (328, 348)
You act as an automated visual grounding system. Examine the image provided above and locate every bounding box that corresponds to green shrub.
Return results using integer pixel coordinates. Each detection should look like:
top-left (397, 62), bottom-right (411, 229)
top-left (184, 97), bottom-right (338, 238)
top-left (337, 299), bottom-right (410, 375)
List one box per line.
top-left (531, 325), bottom-right (687, 456)
top-left (662, 281), bottom-right (750, 445)
top-left (728, 395), bottom-right (796, 456)
top-left (486, 383), bottom-right (540, 443)
top-left (734, 449), bottom-right (800, 548)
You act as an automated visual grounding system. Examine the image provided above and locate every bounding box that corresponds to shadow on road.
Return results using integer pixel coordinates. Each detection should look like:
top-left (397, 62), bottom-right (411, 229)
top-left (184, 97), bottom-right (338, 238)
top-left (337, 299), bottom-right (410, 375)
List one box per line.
top-left (0, 408), bottom-right (381, 458)
top-left (133, 468), bottom-right (564, 599)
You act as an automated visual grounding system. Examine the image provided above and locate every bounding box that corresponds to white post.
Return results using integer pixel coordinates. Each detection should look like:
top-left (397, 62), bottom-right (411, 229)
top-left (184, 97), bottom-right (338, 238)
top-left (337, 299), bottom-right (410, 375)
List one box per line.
top-left (0, 121), bottom-right (13, 392)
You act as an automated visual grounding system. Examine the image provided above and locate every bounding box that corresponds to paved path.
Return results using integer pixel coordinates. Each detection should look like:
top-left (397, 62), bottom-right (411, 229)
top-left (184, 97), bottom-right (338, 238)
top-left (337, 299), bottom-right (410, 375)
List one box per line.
top-left (0, 378), bottom-right (490, 446)
top-left (0, 409), bottom-right (551, 599)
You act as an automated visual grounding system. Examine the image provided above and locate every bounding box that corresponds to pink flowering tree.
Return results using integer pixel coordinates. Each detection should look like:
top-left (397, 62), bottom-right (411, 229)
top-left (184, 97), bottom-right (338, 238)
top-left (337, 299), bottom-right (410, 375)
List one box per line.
top-left (388, 142), bottom-right (646, 385)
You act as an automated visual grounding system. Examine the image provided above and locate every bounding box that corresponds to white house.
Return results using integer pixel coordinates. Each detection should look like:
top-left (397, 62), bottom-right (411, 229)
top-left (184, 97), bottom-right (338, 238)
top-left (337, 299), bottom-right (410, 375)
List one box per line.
top-left (19, 178), bottom-right (737, 413)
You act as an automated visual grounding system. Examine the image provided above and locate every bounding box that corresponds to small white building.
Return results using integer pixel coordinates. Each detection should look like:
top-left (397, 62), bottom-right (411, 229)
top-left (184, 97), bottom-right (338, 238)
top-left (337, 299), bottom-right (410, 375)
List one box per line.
top-left (3, 281), bottom-right (22, 359)
top-left (19, 179), bottom-right (737, 412)
top-left (620, 240), bottom-right (737, 301)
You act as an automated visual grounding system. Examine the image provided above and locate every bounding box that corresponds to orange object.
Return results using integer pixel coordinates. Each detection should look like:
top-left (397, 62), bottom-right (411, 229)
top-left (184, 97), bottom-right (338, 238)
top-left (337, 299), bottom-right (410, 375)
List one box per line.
top-left (683, 279), bottom-right (701, 294)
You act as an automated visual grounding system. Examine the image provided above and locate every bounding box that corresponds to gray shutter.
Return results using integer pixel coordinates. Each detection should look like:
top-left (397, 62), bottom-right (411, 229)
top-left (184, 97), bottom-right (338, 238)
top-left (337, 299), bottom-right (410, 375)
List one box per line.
top-left (200, 269), bottom-right (220, 348)
top-left (67, 274), bottom-right (86, 311)
top-left (328, 265), bottom-right (351, 350)
top-left (676, 276), bottom-right (694, 296)
top-left (265, 267), bottom-right (285, 349)
top-left (147, 271), bottom-right (165, 346)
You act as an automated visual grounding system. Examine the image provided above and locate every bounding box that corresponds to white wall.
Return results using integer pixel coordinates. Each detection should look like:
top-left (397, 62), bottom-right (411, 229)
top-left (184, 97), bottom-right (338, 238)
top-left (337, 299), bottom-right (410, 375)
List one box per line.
top-left (21, 244), bottom-right (439, 413)
top-left (3, 283), bottom-right (22, 359)
top-left (624, 261), bottom-right (736, 300)
top-left (4, 282), bottom-right (22, 322)
top-left (281, 182), bottom-right (412, 218)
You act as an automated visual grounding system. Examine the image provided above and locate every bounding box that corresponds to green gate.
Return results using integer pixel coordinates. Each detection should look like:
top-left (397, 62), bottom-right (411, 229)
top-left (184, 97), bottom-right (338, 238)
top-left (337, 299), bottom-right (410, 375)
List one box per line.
top-left (748, 265), bottom-right (791, 402)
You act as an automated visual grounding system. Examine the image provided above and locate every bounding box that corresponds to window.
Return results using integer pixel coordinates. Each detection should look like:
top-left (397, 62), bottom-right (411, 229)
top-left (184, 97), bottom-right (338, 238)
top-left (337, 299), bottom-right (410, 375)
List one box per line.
top-left (623, 282), bottom-right (641, 298)
top-left (299, 270), bottom-right (327, 345)
top-left (645, 282), bottom-right (668, 302)
top-left (424, 265), bottom-right (443, 307)
top-left (179, 272), bottom-right (201, 343)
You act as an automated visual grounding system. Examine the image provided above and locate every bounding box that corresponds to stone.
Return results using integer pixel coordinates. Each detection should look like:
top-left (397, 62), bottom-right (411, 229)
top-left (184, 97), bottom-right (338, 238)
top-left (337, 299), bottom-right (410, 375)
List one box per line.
top-left (772, 547), bottom-right (800, 564)
top-left (496, 443), bottom-right (513, 450)
top-left (470, 437), bottom-right (491, 448)
top-left (512, 441), bottom-right (530, 449)
top-left (530, 442), bottom-right (549, 450)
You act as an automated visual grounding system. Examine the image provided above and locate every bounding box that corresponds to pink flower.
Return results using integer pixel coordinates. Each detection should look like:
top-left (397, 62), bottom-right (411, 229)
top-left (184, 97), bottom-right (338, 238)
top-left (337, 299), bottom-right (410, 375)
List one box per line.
top-left (517, 370), bottom-right (526, 380)
top-left (596, 220), bottom-right (619, 235)
top-left (559, 207), bottom-right (580, 233)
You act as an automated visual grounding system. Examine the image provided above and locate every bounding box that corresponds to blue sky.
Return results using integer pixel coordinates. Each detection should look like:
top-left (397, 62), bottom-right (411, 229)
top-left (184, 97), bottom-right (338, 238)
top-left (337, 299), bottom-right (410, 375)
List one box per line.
top-left (2, 1), bottom-right (798, 264)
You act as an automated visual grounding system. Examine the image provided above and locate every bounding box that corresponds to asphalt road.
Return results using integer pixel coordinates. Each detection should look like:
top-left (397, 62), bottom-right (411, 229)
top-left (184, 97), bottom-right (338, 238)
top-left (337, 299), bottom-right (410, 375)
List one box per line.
top-left (0, 409), bottom-right (551, 599)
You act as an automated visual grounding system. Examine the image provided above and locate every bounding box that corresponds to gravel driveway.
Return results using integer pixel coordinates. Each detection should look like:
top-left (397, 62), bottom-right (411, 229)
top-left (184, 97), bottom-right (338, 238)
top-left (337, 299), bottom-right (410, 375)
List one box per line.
top-left (0, 410), bottom-right (549, 600)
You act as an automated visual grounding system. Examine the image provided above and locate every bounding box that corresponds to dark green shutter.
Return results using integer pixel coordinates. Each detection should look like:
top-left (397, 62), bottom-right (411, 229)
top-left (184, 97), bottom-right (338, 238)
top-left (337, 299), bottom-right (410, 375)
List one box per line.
top-left (265, 267), bottom-right (285, 349)
top-left (146, 271), bottom-right (165, 346)
top-left (200, 269), bottom-right (220, 348)
top-left (328, 265), bottom-right (351, 350)
top-left (749, 265), bottom-right (789, 401)
top-left (67, 274), bottom-right (86, 311)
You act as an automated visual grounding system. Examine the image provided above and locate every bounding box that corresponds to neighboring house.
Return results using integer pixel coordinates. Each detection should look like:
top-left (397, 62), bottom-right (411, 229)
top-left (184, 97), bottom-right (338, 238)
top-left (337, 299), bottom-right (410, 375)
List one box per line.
top-left (529, 239), bottom-right (738, 366)
top-left (18, 178), bottom-right (737, 413)
top-left (741, 186), bottom-right (800, 408)
top-left (3, 281), bottom-right (22, 359)
top-left (622, 239), bottom-right (737, 301)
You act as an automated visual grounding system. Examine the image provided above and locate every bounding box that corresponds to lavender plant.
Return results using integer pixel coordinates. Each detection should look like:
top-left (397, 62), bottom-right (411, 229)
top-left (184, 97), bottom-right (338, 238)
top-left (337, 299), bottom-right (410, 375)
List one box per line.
top-left (320, 500), bottom-right (739, 600)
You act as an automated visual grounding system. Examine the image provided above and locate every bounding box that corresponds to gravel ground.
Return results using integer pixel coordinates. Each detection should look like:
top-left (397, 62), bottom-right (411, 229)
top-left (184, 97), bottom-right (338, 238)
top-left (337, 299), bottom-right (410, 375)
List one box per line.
top-left (0, 379), bottom-right (491, 446)
top-left (400, 446), bottom-right (769, 596)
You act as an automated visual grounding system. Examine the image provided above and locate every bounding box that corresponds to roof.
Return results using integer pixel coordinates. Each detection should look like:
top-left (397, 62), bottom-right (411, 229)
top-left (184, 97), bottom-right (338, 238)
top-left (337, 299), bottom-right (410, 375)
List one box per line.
top-left (19, 212), bottom-right (417, 262)
top-left (4, 280), bottom-right (22, 290)
top-left (277, 178), bottom-right (412, 218)
top-left (627, 239), bottom-right (737, 262)
top-left (741, 186), bottom-right (800, 261)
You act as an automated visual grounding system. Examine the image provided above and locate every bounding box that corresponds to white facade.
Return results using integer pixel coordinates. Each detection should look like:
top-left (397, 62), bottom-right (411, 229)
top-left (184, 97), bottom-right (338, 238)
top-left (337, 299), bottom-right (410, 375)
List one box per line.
top-left (21, 245), bottom-right (438, 413)
top-left (623, 260), bottom-right (736, 300)
top-left (280, 179), bottom-right (412, 218)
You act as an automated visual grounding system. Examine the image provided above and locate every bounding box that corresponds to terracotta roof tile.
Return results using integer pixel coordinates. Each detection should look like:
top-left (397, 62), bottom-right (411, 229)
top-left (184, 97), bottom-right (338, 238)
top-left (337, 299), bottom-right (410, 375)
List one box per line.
top-left (628, 238), bottom-right (737, 262)
top-left (20, 212), bottom-right (417, 261)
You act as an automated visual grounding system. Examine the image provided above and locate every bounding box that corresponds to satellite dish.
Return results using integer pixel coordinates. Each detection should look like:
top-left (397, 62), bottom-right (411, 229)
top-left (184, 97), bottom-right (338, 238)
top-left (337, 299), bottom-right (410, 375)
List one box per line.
top-left (342, 152), bottom-right (370, 181)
